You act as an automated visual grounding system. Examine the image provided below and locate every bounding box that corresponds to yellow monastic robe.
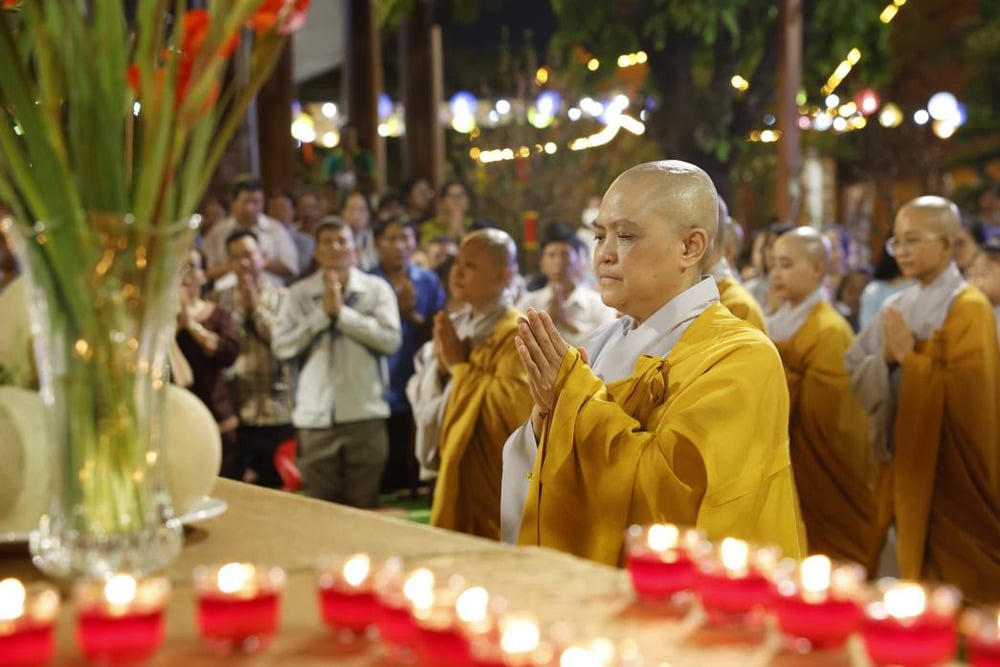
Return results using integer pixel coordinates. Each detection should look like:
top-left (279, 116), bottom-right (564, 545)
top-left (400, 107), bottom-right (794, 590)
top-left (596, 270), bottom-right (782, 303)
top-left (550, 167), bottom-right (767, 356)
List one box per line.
top-left (718, 275), bottom-right (768, 334)
top-left (775, 301), bottom-right (879, 570)
top-left (889, 288), bottom-right (1000, 602)
top-left (518, 304), bottom-right (805, 566)
top-left (431, 308), bottom-right (532, 539)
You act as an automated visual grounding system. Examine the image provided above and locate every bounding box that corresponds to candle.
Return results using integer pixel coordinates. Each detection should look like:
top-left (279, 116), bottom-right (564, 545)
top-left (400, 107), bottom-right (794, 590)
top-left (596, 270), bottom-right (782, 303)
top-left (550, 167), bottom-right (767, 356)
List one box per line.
top-left (624, 524), bottom-right (704, 604)
top-left (374, 564), bottom-right (432, 663)
top-left (0, 578), bottom-right (59, 667)
top-left (193, 562), bottom-right (285, 655)
top-left (770, 555), bottom-right (864, 652)
top-left (498, 613), bottom-right (551, 666)
top-left (860, 579), bottom-right (960, 667)
top-left (695, 537), bottom-right (780, 626)
top-left (457, 587), bottom-right (511, 667)
top-left (962, 606), bottom-right (1000, 667)
top-left (317, 553), bottom-right (379, 639)
top-left (411, 575), bottom-right (471, 667)
top-left (74, 574), bottom-right (169, 665)
top-left (558, 637), bottom-right (642, 667)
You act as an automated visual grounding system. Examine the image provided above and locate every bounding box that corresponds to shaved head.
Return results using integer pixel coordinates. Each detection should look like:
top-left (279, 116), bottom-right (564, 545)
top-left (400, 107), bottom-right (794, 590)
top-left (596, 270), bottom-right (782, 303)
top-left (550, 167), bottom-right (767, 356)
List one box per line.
top-left (776, 226), bottom-right (829, 271)
top-left (461, 228), bottom-right (517, 272)
top-left (896, 196), bottom-right (961, 238)
top-left (608, 161), bottom-right (719, 242)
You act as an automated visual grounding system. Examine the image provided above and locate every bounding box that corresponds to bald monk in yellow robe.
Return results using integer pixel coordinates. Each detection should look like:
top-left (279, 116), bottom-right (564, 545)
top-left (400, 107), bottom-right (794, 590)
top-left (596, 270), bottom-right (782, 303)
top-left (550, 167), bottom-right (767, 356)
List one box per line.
top-left (767, 228), bottom-right (879, 570)
top-left (846, 196), bottom-right (1000, 602)
top-left (406, 229), bottom-right (531, 539)
top-left (500, 161), bottom-right (804, 565)
top-left (707, 200), bottom-right (768, 333)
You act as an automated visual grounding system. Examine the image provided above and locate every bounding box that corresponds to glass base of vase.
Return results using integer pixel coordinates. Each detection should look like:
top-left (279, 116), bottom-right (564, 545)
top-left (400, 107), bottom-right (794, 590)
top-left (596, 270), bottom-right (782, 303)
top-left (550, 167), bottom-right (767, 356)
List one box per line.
top-left (29, 515), bottom-right (183, 580)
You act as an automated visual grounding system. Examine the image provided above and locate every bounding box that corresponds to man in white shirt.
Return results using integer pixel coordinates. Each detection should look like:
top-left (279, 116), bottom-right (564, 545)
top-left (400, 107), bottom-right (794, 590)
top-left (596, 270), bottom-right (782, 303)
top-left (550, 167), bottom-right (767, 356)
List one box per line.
top-left (271, 219), bottom-right (402, 508)
top-left (203, 178), bottom-right (300, 288)
top-left (518, 227), bottom-right (616, 347)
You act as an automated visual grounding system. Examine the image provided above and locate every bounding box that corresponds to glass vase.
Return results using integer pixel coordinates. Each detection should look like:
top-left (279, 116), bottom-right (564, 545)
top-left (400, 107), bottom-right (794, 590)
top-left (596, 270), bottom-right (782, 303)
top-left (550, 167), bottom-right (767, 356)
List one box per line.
top-left (5, 211), bottom-right (199, 580)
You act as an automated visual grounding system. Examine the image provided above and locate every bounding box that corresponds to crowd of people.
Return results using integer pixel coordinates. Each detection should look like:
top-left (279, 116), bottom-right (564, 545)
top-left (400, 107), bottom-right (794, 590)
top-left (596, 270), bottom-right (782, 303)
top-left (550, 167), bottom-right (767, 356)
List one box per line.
top-left (1, 162), bottom-right (996, 606)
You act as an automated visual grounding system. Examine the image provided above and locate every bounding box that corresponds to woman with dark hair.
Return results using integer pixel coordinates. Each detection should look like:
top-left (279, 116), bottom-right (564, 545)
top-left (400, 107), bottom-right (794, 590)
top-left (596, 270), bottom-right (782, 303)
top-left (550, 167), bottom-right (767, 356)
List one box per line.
top-left (400, 176), bottom-right (435, 224)
top-left (858, 244), bottom-right (913, 329)
top-left (419, 180), bottom-right (473, 247)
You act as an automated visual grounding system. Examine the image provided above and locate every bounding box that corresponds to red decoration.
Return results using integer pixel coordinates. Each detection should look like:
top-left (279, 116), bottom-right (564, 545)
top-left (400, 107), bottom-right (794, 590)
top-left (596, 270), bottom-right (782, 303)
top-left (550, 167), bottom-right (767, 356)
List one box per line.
top-left (523, 211), bottom-right (538, 250)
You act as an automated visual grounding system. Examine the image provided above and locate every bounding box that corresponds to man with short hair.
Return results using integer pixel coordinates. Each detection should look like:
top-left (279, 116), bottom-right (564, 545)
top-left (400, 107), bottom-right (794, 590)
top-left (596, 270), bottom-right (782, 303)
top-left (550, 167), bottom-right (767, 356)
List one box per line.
top-left (518, 226), bottom-right (616, 347)
top-left (272, 220), bottom-right (402, 508)
top-left (267, 189), bottom-right (314, 277)
top-left (846, 196), bottom-right (1000, 601)
top-left (407, 229), bottom-right (532, 539)
top-left (502, 161), bottom-right (804, 564)
top-left (203, 178), bottom-right (300, 287)
top-left (210, 230), bottom-right (295, 487)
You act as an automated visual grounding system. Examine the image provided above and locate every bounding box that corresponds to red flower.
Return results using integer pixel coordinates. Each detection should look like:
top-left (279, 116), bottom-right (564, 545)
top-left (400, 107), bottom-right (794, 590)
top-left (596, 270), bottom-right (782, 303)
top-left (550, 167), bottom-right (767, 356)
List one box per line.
top-left (248, 0), bottom-right (311, 35)
top-left (1, 0), bottom-right (20, 8)
top-left (180, 9), bottom-right (240, 60)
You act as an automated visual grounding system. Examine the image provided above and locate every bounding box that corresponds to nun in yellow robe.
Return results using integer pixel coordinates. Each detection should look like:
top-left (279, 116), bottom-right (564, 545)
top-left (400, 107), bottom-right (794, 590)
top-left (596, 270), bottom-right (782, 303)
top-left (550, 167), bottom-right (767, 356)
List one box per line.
top-left (407, 229), bottom-right (531, 540)
top-left (767, 228), bottom-right (878, 570)
top-left (847, 196), bottom-right (1000, 603)
top-left (502, 161), bottom-right (804, 566)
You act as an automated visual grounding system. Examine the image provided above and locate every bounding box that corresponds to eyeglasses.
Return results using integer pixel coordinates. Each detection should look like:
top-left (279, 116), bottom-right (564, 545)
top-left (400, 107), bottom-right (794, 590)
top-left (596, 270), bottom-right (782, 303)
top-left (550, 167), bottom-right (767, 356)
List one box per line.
top-left (885, 234), bottom-right (944, 257)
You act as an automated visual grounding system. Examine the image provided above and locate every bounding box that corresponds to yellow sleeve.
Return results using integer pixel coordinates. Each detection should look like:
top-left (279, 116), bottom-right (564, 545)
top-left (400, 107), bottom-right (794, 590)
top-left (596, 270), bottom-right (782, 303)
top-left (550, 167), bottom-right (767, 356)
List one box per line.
top-left (432, 320), bottom-right (532, 536)
top-left (520, 331), bottom-right (804, 566)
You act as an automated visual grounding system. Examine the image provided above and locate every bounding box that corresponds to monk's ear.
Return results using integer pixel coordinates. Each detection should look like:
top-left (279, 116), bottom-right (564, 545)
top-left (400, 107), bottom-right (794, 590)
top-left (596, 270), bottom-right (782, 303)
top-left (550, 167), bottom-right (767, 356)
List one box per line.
top-left (679, 227), bottom-right (709, 269)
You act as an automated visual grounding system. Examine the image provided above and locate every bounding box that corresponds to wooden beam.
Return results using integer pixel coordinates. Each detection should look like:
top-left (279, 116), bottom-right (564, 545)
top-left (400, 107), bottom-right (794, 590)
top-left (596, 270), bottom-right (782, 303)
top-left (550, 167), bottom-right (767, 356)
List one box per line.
top-left (776, 0), bottom-right (803, 223)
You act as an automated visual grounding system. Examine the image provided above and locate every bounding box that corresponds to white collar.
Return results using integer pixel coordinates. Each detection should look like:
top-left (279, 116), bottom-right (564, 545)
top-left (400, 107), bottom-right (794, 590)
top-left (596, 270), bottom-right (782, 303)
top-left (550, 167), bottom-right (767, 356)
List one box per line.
top-left (708, 258), bottom-right (733, 282)
top-left (767, 288), bottom-right (826, 343)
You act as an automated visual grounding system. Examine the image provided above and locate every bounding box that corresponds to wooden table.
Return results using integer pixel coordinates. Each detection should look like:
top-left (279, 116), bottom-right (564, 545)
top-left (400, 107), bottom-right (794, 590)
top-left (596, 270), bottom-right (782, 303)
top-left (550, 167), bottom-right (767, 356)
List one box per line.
top-left (0, 479), bottom-right (940, 666)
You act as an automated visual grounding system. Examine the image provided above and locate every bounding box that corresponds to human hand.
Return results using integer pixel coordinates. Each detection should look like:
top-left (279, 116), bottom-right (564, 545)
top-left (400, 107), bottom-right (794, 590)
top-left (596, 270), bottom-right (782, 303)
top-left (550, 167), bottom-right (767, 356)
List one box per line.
top-left (881, 306), bottom-right (915, 363)
top-left (323, 270), bottom-right (343, 317)
top-left (514, 308), bottom-right (570, 413)
top-left (433, 310), bottom-right (469, 372)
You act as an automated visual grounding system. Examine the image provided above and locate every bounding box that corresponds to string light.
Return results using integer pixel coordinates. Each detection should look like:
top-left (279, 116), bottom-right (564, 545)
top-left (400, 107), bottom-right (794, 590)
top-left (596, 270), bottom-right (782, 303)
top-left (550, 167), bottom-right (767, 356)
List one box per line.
top-left (880, 0), bottom-right (906, 24)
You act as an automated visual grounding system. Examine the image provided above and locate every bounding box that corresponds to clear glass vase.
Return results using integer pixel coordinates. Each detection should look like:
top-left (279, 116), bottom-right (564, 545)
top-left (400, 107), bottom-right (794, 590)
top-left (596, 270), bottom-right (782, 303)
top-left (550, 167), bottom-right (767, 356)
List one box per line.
top-left (6, 211), bottom-right (199, 580)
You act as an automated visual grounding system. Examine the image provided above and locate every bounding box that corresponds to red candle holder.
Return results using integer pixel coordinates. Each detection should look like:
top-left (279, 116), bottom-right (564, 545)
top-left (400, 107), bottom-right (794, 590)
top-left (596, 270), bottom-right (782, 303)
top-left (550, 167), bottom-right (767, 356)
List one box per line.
top-left (193, 562), bottom-right (285, 655)
top-left (410, 575), bottom-right (472, 667)
top-left (962, 606), bottom-right (1000, 667)
top-left (860, 579), bottom-right (960, 667)
top-left (317, 553), bottom-right (379, 639)
top-left (624, 524), bottom-right (704, 605)
top-left (74, 574), bottom-right (169, 665)
top-left (695, 537), bottom-right (780, 627)
top-left (0, 578), bottom-right (59, 667)
top-left (770, 555), bottom-right (864, 652)
top-left (373, 563), bottom-right (432, 664)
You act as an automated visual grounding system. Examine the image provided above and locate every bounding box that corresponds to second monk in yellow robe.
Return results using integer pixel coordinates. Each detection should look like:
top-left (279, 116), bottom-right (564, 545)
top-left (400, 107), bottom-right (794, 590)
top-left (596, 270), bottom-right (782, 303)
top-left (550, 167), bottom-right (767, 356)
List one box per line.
top-left (408, 229), bottom-right (531, 539)
top-left (768, 228), bottom-right (879, 570)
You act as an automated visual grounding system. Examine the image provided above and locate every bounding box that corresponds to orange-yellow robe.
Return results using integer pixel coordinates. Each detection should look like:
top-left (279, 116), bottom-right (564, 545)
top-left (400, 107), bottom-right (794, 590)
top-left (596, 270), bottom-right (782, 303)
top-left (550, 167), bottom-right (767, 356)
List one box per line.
top-left (774, 301), bottom-right (879, 570)
top-left (889, 288), bottom-right (1000, 602)
top-left (718, 275), bottom-right (768, 334)
top-left (431, 308), bottom-right (532, 539)
top-left (517, 304), bottom-right (805, 566)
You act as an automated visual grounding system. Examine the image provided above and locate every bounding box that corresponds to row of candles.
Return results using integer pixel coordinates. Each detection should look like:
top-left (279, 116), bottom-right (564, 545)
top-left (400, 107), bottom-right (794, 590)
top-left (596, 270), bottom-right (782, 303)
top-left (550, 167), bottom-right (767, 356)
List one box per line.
top-left (624, 524), bottom-right (1000, 666)
top-left (0, 524), bottom-right (998, 666)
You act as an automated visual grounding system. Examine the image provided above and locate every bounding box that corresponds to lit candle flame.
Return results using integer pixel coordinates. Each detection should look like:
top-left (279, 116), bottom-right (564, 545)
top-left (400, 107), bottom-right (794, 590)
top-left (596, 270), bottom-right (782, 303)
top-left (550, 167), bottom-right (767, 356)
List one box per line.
top-left (342, 554), bottom-right (371, 588)
top-left (402, 568), bottom-right (434, 611)
top-left (720, 538), bottom-right (750, 573)
top-left (500, 615), bottom-right (541, 655)
top-left (0, 578), bottom-right (26, 621)
top-left (800, 555), bottom-right (832, 593)
top-left (217, 563), bottom-right (253, 594)
top-left (561, 646), bottom-right (602, 667)
top-left (103, 574), bottom-right (138, 607)
top-left (884, 583), bottom-right (927, 619)
top-left (455, 586), bottom-right (489, 624)
top-left (646, 524), bottom-right (679, 552)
